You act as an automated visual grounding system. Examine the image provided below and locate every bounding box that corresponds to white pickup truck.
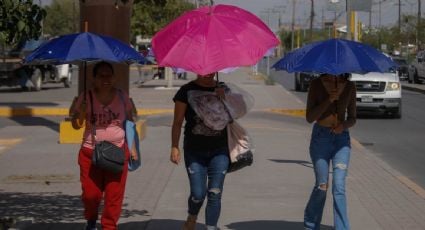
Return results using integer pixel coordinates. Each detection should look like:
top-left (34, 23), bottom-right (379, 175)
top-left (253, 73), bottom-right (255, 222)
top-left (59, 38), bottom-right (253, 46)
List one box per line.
top-left (350, 71), bottom-right (402, 118)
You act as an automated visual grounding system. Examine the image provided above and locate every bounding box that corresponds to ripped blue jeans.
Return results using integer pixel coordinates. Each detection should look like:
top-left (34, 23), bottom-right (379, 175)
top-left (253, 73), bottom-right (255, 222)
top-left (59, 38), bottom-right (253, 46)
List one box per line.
top-left (184, 147), bottom-right (229, 228)
top-left (304, 123), bottom-right (351, 230)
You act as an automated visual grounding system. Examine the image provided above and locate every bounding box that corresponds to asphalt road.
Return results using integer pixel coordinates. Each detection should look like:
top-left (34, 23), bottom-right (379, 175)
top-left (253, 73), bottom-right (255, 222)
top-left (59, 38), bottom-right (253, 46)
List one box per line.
top-left (262, 61), bottom-right (425, 189)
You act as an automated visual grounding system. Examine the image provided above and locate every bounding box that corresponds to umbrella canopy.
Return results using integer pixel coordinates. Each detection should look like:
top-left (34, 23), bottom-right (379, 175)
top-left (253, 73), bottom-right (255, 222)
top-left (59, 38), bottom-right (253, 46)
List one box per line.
top-left (24, 32), bottom-right (144, 65)
top-left (152, 4), bottom-right (279, 75)
top-left (272, 38), bottom-right (396, 75)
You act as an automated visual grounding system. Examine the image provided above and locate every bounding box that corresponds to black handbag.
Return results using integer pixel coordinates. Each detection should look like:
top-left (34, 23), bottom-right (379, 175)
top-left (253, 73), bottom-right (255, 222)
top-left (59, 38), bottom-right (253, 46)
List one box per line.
top-left (228, 150), bottom-right (253, 173)
top-left (89, 91), bottom-right (125, 174)
top-left (92, 140), bottom-right (125, 174)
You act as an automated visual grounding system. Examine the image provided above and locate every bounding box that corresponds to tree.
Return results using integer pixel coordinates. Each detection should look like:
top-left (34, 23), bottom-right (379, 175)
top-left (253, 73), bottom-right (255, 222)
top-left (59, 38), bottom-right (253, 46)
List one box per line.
top-left (131, 0), bottom-right (194, 40)
top-left (0, 0), bottom-right (45, 47)
top-left (43, 0), bottom-right (79, 37)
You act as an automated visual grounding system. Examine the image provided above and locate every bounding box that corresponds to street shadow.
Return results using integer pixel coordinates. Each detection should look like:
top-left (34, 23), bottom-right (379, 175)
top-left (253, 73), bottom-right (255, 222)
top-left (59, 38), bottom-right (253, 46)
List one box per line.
top-left (122, 219), bottom-right (200, 230)
top-left (0, 102), bottom-right (59, 107)
top-left (356, 112), bottom-right (401, 120)
top-left (226, 220), bottom-right (333, 230)
top-left (269, 159), bottom-right (313, 169)
top-left (25, 219), bottom-right (199, 230)
top-left (7, 117), bottom-right (60, 132)
top-left (0, 87), bottom-right (26, 93)
top-left (0, 102), bottom-right (62, 132)
top-left (0, 86), bottom-right (69, 93)
top-left (0, 192), bottom-right (149, 226)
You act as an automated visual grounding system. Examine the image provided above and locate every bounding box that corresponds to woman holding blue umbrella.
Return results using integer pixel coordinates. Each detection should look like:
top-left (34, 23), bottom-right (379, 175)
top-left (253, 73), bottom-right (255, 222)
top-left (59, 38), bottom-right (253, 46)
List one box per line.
top-left (304, 73), bottom-right (356, 230)
top-left (71, 61), bottom-right (138, 230)
top-left (272, 38), bottom-right (396, 230)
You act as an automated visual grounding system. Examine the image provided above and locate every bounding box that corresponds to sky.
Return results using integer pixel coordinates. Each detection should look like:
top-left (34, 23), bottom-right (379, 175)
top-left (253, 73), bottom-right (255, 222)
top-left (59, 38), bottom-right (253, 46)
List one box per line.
top-left (213, 0), bottom-right (423, 32)
top-left (39, 0), bottom-right (423, 32)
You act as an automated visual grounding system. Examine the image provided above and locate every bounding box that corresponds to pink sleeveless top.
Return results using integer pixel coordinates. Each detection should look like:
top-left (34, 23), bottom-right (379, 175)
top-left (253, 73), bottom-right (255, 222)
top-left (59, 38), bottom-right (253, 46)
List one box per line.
top-left (74, 89), bottom-right (133, 149)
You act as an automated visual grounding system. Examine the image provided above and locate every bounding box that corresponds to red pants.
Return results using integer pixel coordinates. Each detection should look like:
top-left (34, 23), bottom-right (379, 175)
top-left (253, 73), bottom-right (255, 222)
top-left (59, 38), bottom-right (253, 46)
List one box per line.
top-left (78, 145), bottom-right (129, 230)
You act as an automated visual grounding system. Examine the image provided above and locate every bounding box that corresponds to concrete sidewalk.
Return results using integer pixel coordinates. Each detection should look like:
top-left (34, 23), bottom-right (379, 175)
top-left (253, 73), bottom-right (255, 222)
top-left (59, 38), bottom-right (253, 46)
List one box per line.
top-left (0, 68), bottom-right (424, 230)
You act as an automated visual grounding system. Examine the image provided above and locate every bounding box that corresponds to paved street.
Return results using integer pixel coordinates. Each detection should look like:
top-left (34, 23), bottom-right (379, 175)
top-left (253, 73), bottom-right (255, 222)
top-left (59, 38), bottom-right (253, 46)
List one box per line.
top-left (0, 67), bottom-right (424, 229)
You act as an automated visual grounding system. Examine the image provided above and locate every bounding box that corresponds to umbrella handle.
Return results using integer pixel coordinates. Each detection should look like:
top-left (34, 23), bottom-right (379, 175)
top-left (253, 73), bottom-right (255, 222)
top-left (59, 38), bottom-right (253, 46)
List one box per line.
top-left (83, 62), bottom-right (87, 104)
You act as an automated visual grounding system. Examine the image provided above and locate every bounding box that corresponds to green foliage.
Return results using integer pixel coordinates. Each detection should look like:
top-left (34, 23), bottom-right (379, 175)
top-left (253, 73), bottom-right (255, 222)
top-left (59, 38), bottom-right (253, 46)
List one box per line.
top-left (131, 0), bottom-right (195, 40)
top-left (0, 0), bottom-right (46, 46)
top-left (43, 0), bottom-right (79, 37)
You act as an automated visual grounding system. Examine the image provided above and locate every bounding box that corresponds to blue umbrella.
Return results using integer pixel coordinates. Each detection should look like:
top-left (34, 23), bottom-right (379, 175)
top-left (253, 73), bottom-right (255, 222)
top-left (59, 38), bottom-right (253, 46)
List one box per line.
top-left (272, 38), bottom-right (396, 75)
top-left (24, 32), bottom-right (144, 65)
top-left (24, 32), bottom-right (144, 94)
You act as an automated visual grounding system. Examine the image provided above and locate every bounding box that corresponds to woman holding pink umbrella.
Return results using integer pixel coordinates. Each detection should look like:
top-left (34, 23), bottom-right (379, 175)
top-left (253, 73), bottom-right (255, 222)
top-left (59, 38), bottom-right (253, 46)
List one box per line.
top-left (153, 4), bottom-right (279, 230)
top-left (171, 72), bottom-right (230, 230)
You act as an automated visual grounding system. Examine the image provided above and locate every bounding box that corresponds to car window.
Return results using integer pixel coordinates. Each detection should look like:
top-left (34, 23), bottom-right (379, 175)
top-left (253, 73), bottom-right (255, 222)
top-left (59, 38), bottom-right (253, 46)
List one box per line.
top-left (22, 40), bottom-right (45, 52)
top-left (394, 59), bottom-right (407, 65)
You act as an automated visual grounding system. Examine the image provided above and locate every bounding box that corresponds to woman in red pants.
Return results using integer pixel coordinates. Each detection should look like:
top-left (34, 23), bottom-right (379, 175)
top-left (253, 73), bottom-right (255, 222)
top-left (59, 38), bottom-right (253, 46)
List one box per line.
top-left (70, 61), bottom-right (137, 230)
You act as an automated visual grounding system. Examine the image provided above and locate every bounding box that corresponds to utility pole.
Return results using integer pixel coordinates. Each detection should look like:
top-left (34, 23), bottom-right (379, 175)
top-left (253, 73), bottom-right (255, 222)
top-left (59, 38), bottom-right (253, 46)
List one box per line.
top-left (379, 0), bottom-right (382, 28)
top-left (39, 0), bottom-right (43, 37)
top-left (291, 0), bottom-right (296, 50)
top-left (73, 1), bottom-right (76, 32)
top-left (369, 9), bottom-right (372, 29)
top-left (309, 0), bottom-right (314, 42)
top-left (346, 0), bottom-right (351, 40)
top-left (398, 0), bottom-right (402, 33)
top-left (418, 0), bottom-right (421, 49)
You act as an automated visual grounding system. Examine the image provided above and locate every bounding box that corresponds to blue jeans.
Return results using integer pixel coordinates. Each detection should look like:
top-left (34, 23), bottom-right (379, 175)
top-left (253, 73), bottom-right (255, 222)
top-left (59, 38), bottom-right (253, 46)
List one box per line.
top-left (184, 147), bottom-right (230, 228)
top-left (304, 123), bottom-right (351, 230)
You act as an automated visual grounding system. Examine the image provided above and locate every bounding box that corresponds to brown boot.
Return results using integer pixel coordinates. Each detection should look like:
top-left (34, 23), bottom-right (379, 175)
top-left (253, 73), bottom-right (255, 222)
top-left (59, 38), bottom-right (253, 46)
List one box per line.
top-left (182, 215), bottom-right (197, 230)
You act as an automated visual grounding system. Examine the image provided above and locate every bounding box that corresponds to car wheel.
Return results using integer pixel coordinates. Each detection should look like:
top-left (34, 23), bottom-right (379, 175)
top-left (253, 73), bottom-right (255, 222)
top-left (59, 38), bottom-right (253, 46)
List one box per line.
top-left (63, 72), bottom-right (72, 88)
top-left (63, 78), bottom-right (71, 88)
top-left (294, 74), bottom-right (301, 91)
top-left (393, 103), bottom-right (402, 119)
top-left (300, 81), bottom-right (308, 92)
top-left (31, 69), bottom-right (42, 91)
top-left (414, 71), bottom-right (421, 84)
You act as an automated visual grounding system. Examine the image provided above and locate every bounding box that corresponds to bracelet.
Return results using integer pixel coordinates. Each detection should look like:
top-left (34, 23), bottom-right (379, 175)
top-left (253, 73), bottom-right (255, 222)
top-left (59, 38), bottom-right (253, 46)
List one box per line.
top-left (76, 118), bottom-right (85, 128)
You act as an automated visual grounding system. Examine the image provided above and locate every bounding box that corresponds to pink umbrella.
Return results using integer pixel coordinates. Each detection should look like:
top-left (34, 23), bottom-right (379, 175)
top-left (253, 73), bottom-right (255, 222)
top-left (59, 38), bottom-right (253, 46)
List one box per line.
top-left (152, 4), bottom-right (280, 76)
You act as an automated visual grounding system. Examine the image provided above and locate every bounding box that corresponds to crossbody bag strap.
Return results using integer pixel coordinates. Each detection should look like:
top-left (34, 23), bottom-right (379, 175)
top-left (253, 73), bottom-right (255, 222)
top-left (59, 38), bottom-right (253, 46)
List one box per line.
top-left (89, 90), bottom-right (96, 147)
top-left (117, 89), bottom-right (128, 120)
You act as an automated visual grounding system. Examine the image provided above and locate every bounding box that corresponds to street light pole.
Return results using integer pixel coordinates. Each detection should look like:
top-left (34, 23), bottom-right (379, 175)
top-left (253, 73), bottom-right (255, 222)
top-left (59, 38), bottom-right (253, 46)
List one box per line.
top-left (291, 0), bottom-right (296, 50)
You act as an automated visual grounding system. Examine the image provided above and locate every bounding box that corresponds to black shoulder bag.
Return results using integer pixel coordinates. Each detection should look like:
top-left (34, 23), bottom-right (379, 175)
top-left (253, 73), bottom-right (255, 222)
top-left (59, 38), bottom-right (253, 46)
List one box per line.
top-left (89, 91), bottom-right (125, 174)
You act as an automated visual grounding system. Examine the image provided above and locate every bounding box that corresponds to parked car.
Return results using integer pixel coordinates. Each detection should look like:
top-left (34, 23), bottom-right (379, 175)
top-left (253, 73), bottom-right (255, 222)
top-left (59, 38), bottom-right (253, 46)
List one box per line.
top-left (0, 38), bottom-right (72, 91)
top-left (408, 51), bottom-right (425, 84)
top-left (294, 72), bottom-right (320, 91)
top-left (350, 70), bottom-right (402, 118)
top-left (392, 56), bottom-right (409, 81)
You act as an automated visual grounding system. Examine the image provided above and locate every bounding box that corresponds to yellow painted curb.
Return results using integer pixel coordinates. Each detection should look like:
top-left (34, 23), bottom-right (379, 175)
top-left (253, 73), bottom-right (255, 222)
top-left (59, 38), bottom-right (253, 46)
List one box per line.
top-left (0, 107), bottom-right (173, 117)
top-left (268, 109), bottom-right (306, 118)
top-left (0, 138), bottom-right (22, 154)
top-left (0, 108), bottom-right (69, 117)
top-left (59, 120), bottom-right (147, 144)
top-left (0, 138), bottom-right (22, 145)
top-left (136, 108), bottom-right (173, 116)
